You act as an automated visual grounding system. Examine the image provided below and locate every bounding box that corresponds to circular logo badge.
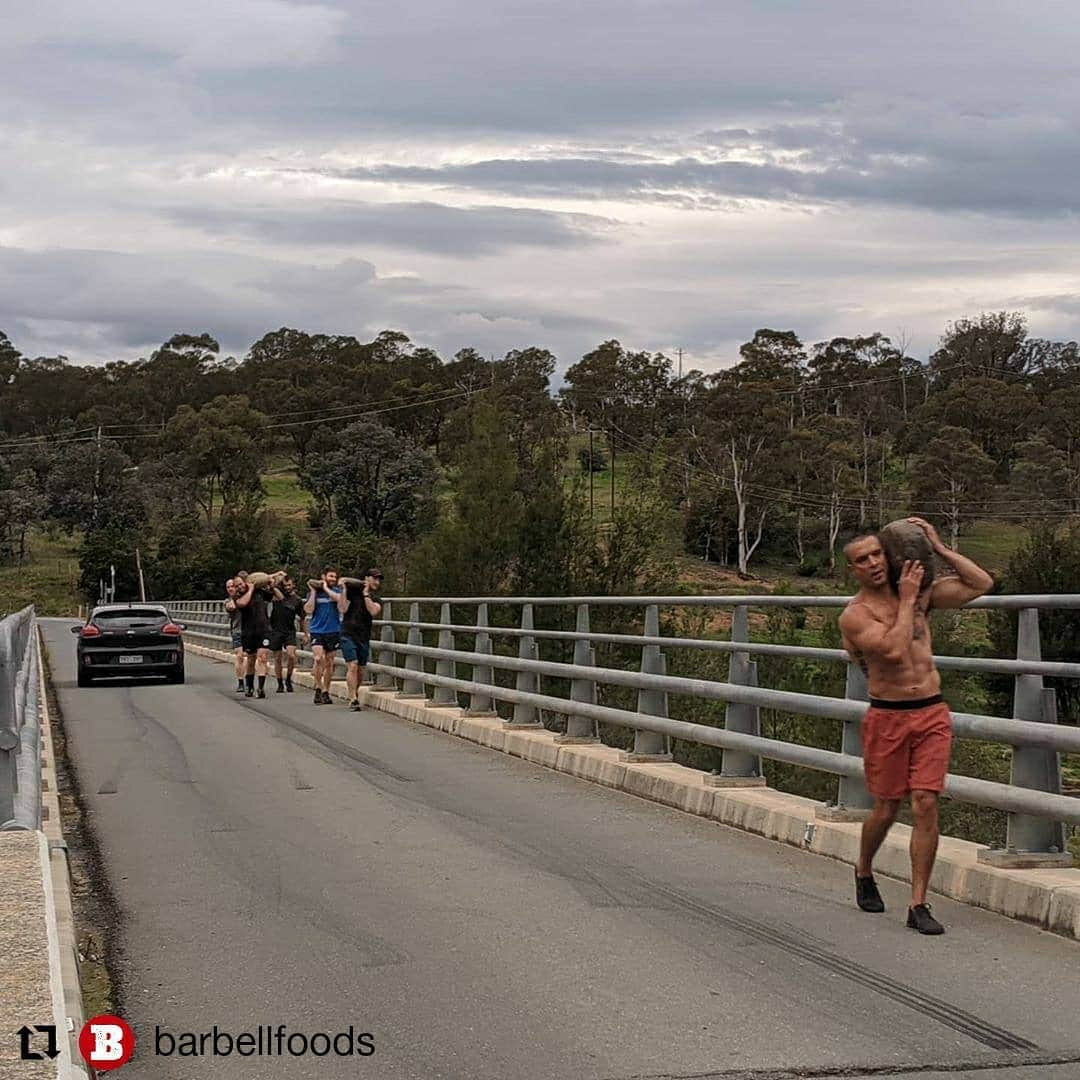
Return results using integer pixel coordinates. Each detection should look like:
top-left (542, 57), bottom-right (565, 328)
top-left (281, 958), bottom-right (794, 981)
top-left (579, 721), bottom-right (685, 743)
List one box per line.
top-left (78, 1014), bottom-right (135, 1071)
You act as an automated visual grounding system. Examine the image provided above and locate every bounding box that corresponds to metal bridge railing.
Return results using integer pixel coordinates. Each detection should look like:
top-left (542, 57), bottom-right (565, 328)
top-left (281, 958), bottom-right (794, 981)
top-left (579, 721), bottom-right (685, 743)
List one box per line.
top-left (0, 606), bottom-right (43, 830)
top-left (166, 594), bottom-right (1080, 861)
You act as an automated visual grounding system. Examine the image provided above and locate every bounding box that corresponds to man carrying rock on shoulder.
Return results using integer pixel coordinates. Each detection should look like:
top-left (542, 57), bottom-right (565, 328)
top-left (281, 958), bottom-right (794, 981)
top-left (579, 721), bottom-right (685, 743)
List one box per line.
top-left (338, 568), bottom-right (383, 712)
top-left (839, 517), bottom-right (993, 935)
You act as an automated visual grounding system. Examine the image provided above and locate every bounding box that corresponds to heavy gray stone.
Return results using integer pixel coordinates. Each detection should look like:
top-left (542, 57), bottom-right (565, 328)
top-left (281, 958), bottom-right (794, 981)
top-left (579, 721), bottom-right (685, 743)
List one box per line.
top-left (878, 519), bottom-right (943, 588)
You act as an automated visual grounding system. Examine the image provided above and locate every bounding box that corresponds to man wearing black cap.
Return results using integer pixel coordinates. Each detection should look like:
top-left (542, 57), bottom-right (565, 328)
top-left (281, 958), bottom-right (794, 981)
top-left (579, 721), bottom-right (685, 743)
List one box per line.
top-left (337, 568), bottom-right (383, 712)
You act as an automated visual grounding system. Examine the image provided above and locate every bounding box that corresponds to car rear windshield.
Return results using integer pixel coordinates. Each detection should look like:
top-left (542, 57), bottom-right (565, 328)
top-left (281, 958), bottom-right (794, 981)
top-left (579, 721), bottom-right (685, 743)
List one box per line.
top-left (94, 610), bottom-right (168, 625)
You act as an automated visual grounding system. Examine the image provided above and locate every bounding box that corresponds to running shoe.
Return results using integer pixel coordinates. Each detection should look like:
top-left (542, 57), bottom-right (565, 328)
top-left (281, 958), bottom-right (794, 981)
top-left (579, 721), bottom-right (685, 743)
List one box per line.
top-left (907, 904), bottom-right (944, 935)
top-left (855, 871), bottom-right (885, 913)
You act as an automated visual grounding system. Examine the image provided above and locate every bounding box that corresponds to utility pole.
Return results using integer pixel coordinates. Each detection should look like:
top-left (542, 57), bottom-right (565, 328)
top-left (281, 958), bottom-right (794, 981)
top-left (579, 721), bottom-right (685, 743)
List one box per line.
top-left (676, 347), bottom-right (684, 381)
top-left (588, 429), bottom-right (595, 518)
top-left (135, 547), bottom-right (146, 602)
top-left (92, 424), bottom-right (102, 526)
top-left (609, 428), bottom-right (616, 519)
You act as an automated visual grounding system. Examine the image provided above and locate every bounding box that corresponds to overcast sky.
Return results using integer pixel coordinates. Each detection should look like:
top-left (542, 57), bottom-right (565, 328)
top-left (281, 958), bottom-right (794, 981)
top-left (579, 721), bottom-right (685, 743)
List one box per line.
top-left (3, 1), bottom-right (1080, 375)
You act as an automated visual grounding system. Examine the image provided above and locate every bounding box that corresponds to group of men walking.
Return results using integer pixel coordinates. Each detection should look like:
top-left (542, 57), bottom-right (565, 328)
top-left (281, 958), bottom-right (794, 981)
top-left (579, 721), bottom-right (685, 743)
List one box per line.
top-left (223, 566), bottom-right (383, 711)
top-left (213, 516), bottom-right (996, 938)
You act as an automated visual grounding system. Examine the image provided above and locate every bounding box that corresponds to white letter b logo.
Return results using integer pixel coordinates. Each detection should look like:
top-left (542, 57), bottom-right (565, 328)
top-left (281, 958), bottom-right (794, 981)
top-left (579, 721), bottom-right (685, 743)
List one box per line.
top-left (93, 1024), bottom-right (125, 1061)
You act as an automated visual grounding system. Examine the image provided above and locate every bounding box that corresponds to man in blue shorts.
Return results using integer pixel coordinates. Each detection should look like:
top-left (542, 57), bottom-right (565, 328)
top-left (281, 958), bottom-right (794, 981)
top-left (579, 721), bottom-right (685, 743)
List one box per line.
top-left (304, 566), bottom-right (342, 705)
top-left (337, 568), bottom-right (383, 712)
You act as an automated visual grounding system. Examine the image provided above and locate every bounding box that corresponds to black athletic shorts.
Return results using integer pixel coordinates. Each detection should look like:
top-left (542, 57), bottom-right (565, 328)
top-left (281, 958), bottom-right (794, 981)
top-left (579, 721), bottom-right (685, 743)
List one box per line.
top-left (269, 630), bottom-right (297, 652)
top-left (242, 632), bottom-right (271, 656)
top-left (311, 633), bottom-right (341, 652)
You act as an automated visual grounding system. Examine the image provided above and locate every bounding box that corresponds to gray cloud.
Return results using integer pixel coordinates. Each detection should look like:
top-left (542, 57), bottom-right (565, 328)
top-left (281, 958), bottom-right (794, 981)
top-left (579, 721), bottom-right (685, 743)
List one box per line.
top-left (2, 1), bottom-right (1080, 371)
top-left (168, 200), bottom-right (613, 255)
top-left (0, 244), bottom-right (617, 367)
top-left (333, 121), bottom-right (1080, 219)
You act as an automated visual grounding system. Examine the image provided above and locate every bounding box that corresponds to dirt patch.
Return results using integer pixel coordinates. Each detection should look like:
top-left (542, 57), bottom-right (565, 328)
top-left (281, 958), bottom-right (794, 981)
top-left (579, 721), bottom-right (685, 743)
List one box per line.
top-left (41, 648), bottom-right (127, 1019)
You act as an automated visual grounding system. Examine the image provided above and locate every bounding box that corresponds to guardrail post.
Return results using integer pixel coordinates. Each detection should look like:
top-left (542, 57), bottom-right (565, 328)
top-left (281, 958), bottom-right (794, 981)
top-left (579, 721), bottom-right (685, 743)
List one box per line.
top-left (372, 601), bottom-right (397, 690)
top-left (0, 615), bottom-right (20, 824)
top-left (622, 604), bottom-right (672, 761)
top-left (431, 602), bottom-right (459, 707)
top-left (818, 661), bottom-right (875, 820)
top-left (979, 608), bottom-right (1071, 867)
top-left (558, 604), bottom-right (599, 742)
top-left (507, 604), bottom-right (543, 728)
top-left (13, 628), bottom-right (42, 830)
top-left (716, 605), bottom-right (766, 786)
top-left (465, 604), bottom-right (498, 717)
top-left (396, 602), bottom-right (427, 699)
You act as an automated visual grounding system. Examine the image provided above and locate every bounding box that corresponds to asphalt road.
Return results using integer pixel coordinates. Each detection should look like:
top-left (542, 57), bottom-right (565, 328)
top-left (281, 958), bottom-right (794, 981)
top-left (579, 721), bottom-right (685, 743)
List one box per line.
top-left (42, 619), bottom-right (1080, 1080)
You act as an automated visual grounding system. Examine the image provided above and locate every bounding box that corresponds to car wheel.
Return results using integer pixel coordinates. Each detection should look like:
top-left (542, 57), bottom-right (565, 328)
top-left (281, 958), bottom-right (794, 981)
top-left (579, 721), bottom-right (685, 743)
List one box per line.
top-left (168, 665), bottom-right (185, 685)
top-left (77, 668), bottom-right (94, 688)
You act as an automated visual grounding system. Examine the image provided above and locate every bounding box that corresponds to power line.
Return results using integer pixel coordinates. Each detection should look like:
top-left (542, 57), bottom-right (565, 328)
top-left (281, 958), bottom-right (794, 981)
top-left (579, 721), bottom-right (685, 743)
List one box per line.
top-left (610, 422), bottom-right (1080, 521)
top-left (0, 384), bottom-right (489, 453)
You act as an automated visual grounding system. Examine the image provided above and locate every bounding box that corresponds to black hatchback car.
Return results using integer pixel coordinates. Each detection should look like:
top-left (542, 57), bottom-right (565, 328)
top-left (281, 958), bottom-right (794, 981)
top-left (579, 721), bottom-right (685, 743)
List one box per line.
top-left (72, 604), bottom-right (186, 686)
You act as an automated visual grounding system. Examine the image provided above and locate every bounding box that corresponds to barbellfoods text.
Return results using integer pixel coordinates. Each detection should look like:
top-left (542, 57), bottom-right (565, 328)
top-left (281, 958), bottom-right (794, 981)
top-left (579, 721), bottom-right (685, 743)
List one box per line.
top-left (154, 1024), bottom-right (375, 1058)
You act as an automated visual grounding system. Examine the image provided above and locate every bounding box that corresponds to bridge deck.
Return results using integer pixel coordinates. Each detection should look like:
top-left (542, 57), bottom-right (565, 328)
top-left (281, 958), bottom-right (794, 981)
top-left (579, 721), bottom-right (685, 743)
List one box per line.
top-left (42, 620), bottom-right (1080, 1080)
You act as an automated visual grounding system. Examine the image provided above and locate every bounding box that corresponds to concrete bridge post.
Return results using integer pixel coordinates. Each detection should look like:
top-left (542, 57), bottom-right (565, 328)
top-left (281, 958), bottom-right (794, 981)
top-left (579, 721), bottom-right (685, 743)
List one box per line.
top-left (508, 604), bottom-right (543, 728)
top-left (431, 603), bottom-right (459, 707)
top-left (717, 605), bottom-right (766, 786)
top-left (397, 602), bottom-right (427, 699)
top-left (560, 603), bottom-right (599, 742)
top-left (372, 600), bottom-right (397, 690)
top-left (818, 661), bottom-right (875, 820)
top-left (982, 608), bottom-right (1071, 867)
top-left (465, 603), bottom-right (498, 717)
top-left (625, 604), bottom-right (672, 761)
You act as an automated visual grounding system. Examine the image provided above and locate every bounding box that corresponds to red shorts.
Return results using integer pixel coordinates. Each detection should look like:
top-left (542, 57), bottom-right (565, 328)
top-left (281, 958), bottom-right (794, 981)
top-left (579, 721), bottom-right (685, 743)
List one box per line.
top-left (861, 699), bottom-right (952, 800)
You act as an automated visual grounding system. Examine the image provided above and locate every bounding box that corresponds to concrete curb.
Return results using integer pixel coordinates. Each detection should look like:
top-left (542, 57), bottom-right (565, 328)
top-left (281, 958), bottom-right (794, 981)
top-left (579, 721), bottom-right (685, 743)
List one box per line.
top-left (38, 627), bottom-right (92, 1078)
top-left (189, 642), bottom-right (1080, 941)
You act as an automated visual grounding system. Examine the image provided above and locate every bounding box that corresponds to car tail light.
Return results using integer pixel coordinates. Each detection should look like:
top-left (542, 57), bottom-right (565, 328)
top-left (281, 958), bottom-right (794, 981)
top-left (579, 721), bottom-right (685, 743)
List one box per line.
top-left (162, 623), bottom-right (183, 636)
top-left (80, 624), bottom-right (101, 638)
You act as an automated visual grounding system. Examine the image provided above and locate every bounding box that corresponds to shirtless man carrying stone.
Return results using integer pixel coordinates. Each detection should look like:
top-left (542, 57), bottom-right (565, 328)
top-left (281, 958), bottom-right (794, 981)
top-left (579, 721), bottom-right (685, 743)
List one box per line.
top-left (839, 517), bottom-right (993, 935)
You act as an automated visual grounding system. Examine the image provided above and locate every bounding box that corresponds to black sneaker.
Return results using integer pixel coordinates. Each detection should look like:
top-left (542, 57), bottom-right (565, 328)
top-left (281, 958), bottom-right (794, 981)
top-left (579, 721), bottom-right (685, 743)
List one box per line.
top-left (256, 689), bottom-right (266, 699)
top-left (855, 872), bottom-right (885, 913)
top-left (349, 699), bottom-right (361, 712)
top-left (276, 683), bottom-right (285, 694)
top-left (245, 688), bottom-right (254, 698)
top-left (321, 691), bottom-right (333, 704)
top-left (907, 904), bottom-right (944, 935)
top-left (235, 683), bottom-right (245, 693)
top-left (285, 680), bottom-right (294, 693)
top-left (313, 690), bottom-right (323, 705)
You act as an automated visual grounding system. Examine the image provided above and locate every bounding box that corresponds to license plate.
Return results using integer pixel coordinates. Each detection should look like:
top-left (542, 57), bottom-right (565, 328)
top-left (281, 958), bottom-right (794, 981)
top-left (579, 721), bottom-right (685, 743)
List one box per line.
top-left (118, 655), bottom-right (144, 665)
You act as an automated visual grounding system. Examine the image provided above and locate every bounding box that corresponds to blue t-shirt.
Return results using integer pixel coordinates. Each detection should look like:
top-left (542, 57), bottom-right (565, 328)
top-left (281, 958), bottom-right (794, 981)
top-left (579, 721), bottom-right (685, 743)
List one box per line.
top-left (308, 586), bottom-right (342, 635)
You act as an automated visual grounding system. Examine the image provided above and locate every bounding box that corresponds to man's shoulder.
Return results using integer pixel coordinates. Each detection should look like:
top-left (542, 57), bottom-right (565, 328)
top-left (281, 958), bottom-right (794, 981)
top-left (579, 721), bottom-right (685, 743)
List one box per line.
top-left (839, 595), bottom-right (884, 630)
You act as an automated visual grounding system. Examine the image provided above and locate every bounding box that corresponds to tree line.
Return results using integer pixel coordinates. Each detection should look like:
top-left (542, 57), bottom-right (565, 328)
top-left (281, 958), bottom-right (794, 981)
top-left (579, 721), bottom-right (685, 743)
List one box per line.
top-left (1, 311), bottom-right (1078, 602)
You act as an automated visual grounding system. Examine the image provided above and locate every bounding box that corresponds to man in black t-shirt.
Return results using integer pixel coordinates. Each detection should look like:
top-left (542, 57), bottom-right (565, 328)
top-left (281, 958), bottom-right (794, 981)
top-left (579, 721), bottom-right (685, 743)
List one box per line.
top-left (224, 577), bottom-right (245, 693)
top-left (234, 573), bottom-right (277, 698)
top-left (337, 568), bottom-right (383, 712)
top-left (269, 576), bottom-right (305, 693)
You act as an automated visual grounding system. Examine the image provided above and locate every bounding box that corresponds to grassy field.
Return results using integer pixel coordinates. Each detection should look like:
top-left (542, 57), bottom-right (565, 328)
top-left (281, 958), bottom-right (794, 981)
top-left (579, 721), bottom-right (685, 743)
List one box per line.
top-left (262, 467), bottom-right (308, 514)
top-left (0, 531), bottom-right (82, 616)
